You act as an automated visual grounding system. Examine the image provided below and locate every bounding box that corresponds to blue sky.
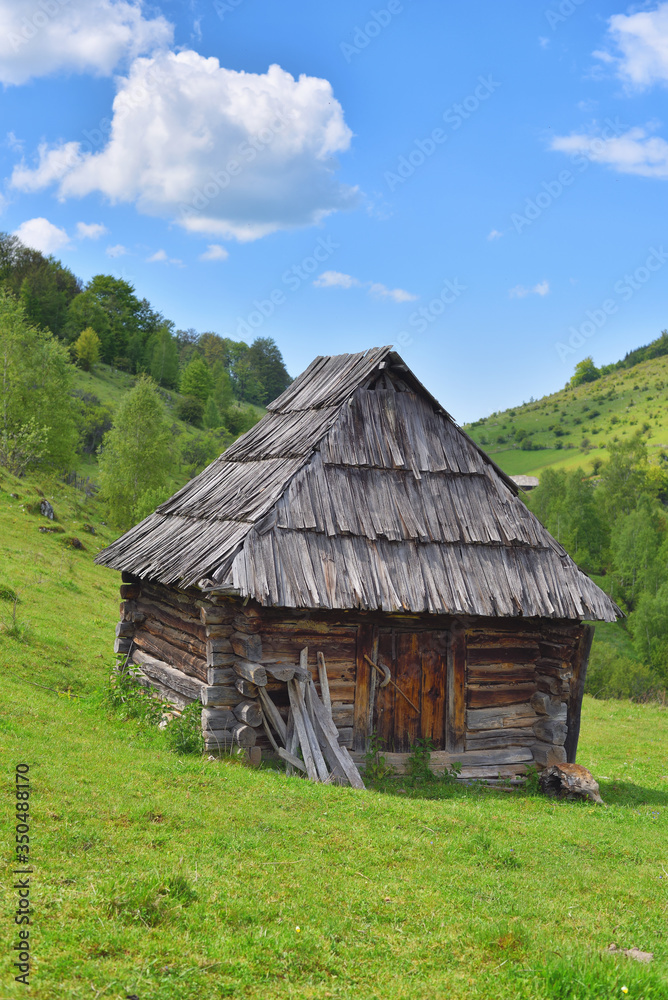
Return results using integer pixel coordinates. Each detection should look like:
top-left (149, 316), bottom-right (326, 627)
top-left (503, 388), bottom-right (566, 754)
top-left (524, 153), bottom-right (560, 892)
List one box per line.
top-left (2, 0), bottom-right (668, 421)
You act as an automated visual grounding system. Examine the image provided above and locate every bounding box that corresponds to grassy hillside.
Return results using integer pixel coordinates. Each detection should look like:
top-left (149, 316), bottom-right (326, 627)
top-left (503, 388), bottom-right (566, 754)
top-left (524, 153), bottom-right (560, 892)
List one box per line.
top-left (463, 353), bottom-right (668, 478)
top-left (71, 362), bottom-right (265, 482)
top-left (1, 469), bottom-right (667, 999)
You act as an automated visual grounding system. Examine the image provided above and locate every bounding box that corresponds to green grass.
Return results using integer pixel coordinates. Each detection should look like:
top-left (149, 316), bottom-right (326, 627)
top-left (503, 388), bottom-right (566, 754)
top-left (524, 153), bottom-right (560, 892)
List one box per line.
top-left (1, 471), bottom-right (667, 999)
top-left (464, 353), bottom-right (668, 478)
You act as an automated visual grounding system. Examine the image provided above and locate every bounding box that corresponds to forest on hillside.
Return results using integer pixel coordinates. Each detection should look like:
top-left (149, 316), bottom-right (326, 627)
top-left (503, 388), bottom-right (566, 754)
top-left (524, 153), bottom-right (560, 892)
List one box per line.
top-left (0, 232), bottom-right (291, 527)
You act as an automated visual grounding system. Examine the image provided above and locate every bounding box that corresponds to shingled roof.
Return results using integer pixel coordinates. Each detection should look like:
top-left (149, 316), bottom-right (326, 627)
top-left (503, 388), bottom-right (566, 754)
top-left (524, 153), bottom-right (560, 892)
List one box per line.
top-left (96, 347), bottom-right (620, 621)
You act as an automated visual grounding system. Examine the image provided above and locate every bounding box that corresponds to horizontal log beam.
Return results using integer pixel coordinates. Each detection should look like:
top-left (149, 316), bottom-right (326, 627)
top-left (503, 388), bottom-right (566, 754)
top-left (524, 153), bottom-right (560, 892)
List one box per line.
top-left (133, 650), bottom-right (204, 701)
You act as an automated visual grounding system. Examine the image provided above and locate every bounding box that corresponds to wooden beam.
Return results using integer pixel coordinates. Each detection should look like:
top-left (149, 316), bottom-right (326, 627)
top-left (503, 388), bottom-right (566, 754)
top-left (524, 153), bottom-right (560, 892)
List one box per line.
top-left (352, 624), bottom-right (374, 752)
top-left (446, 626), bottom-right (466, 752)
top-left (565, 624), bottom-right (594, 763)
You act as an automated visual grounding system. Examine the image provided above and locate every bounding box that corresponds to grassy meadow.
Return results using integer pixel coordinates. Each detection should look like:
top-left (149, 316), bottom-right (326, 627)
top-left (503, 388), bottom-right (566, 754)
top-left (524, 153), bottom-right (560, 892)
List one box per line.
top-left (463, 352), bottom-right (668, 479)
top-left (1, 468), bottom-right (667, 1000)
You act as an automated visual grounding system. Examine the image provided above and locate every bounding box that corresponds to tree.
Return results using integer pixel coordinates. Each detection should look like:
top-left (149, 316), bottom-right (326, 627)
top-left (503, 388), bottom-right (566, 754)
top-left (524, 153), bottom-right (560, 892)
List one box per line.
top-left (74, 327), bottom-right (101, 371)
top-left (148, 327), bottom-right (179, 388)
top-left (230, 354), bottom-right (264, 404)
top-left (570, 357), bottom-right (600, 386)
top-left (598, 432), bottom-right (649, 523)
top-left (611, 497), bottom-right (664, 604)
top-left (0, 232), bottom-right (81, 338)
top-left (0, 290), bottom-right (77, 474)
top-left (247, 336), bottom-right (291, 402)
top-left (97, 376), bottom-right (172, 529)
top-left (211, 362), bottom-right (233, 414)
top-left (203, 397), bottom-right (221, 429)
top-left (630, 582), bottom-right (668, 683)
top-left (177, 396), bottom-right (204, 426)
top-left (180, 357), bottom-right (213, 402)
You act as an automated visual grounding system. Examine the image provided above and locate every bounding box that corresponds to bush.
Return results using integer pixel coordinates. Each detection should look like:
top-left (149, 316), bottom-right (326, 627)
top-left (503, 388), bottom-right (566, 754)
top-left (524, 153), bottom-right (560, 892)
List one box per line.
top-left (585, 643), bottom-right (660, 700)
top-left (177, 395), bottom-right (204, 427)
top-left (165, 702), bottom-right (204, 755)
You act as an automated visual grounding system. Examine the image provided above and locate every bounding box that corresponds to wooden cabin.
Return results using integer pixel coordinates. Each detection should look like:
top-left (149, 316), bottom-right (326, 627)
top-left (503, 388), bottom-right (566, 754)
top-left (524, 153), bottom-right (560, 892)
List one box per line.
top-left (96, 347), bottom-right (620, 781)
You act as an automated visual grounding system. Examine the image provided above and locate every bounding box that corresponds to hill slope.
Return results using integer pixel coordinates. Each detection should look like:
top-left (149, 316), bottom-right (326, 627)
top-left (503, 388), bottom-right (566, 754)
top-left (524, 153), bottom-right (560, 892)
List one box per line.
top-left (0, 469), bottom-right (666, 999)
top-left (463, 353), bottom-right (668, 478)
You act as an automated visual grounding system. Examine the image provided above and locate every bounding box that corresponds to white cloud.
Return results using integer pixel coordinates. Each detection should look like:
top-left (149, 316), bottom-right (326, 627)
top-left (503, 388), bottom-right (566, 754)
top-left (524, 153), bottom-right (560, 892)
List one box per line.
top-left (12, 52), bottom-right (356, 242)
top-left (13, 217), bottom-right (69, 254)
top-left (539, 36), bottom-right (550, 49)
top-left (0, 0), bottom-right (173, 86)
top-left (106, 243), bottom-right (127, 257)
top-left (597, 3), bottom-right (668, 89)
top-left (314, 270), bottom-right (416, 302)
top-left (147, 248), bottom-right (184, 266)
top-left (313, 270), bottom-right (361, 289)
top-left (199, 244), bottom-right (229, 261)
top-left (487, 228), bottom-right (503, 241)
top-left (76, 221), bottom-right (108, 240)
top-left (368, 282), bottom-right (417, 303)
top-left (509, 281), bottom-right (550, 299)
top-left (551, 126), bottom-right (668, 179)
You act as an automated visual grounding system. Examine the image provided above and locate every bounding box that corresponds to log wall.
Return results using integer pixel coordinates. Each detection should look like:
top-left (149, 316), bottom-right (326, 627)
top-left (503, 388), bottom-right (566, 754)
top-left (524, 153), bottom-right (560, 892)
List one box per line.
top-left (114, 577), bottom-right (590, 776)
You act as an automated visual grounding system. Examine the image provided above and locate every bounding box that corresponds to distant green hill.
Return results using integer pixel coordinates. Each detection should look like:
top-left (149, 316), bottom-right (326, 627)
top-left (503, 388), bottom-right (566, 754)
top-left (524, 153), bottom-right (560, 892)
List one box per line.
top-left (463, 350), bottom-right (668, 479)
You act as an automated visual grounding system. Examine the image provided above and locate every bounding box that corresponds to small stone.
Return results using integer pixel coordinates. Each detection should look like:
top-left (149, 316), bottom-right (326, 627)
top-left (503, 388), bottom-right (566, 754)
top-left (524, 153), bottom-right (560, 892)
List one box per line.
top-left (40, 499), bottom-right (55, 519)
top-left (539, 763), bottom-right (604, 805)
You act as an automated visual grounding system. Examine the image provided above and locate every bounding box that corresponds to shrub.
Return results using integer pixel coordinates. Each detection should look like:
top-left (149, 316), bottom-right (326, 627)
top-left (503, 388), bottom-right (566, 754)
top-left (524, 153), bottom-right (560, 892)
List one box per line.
top-left (165, 702), bottom-right (204, 755)
top-left (176, 395), bottom-right (204, 427)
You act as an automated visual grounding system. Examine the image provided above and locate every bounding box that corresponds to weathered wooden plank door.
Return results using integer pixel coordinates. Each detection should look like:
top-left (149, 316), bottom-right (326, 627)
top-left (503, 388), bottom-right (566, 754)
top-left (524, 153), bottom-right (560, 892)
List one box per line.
top-left (370, 628), bottom-right (448, 751)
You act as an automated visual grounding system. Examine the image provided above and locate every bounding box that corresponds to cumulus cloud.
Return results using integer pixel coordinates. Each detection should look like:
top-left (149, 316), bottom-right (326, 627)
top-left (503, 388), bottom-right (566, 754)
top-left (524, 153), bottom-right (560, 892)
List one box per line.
top-left (487, 228), bottom-right (503, 241)
top-left (368, 282), bottom-right (417, 303)
top-left (199, 244), bottom-right (229, 261)
top-left (11, 52), bottom-right (356, 242)
top-left (14, 217), bottom-right (69, 254)
top-left (596, 3), bottom-right (668, 89)
top-left (509, 281), bottom-right (550, 299)
top-left (0, 0), bottom-right (173, 86)
top-left (76, 221), bottom-right (108, 239)
top-left (106, 243), bottom-right (127, 257)
top-left (313, 270), bottom-right (361, 289)
top-left (551, 126), bottom-right (668, 179)
top-left (147, 248), bottom-right (184, 266)
top-left (314, 270), bottom-right (416, 302)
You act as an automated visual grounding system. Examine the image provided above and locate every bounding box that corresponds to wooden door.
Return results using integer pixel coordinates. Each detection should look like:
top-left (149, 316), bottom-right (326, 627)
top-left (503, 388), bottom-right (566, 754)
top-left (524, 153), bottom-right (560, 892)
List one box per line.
top-left (373, 629), bottom-right (448, 751)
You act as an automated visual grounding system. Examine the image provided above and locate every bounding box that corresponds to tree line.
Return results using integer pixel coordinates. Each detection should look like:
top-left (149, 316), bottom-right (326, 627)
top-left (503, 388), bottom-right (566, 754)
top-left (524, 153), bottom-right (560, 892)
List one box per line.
top-left (526, 435), bottom-right (668, 693)
top-left (0, 232), bottom-right (291, 431)
top-left (0, 233), bottom-right (293, 527)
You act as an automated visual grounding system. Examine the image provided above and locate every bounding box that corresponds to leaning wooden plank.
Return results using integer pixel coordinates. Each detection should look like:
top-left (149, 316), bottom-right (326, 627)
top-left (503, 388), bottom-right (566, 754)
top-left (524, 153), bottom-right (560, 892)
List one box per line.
top-left (260, 709), bottom-right (282, 755)
top-left (317, 651), bottom-right (332, 715)
top-left (257, 687), bottom-right (288, 745)
top-left (287, 680), bottom-right (318, 781)
top-left (133, 650), bottom-right (205, 701)
top-left (234, 658), bottom-right (267, 687)
top-left (294, 680), bottom-right (329, 782)
top-left (307, 679), bottom-right (365, 790)
top-left (277, 746), bottom-right (307, 773)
